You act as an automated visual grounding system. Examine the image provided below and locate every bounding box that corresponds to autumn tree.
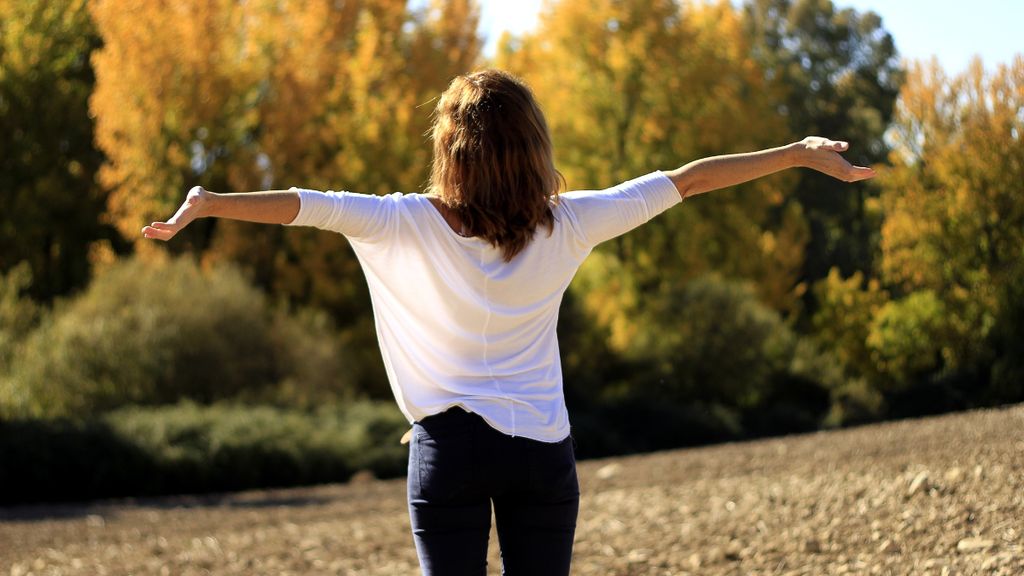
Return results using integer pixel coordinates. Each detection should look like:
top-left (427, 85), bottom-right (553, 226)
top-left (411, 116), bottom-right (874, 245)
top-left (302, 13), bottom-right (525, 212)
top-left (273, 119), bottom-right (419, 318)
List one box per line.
top-left (0, 0), bottom-right (116, 300)
top-left (90, 0), bottom-right (481, 395)
top-left (743, 0), bottom-right (903, 294)
top-left (213, 0), bottom-right (481, 320)
top-left (498, 0), bottom-right (808, 326)
top-left (879, 56), bottom-right (1024, 383)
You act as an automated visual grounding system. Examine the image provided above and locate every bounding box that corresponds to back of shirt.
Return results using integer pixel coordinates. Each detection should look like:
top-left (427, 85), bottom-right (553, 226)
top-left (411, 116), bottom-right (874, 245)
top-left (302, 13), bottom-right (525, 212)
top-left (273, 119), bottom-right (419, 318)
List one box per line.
top-left (287, 171), bottom-right (680, 442)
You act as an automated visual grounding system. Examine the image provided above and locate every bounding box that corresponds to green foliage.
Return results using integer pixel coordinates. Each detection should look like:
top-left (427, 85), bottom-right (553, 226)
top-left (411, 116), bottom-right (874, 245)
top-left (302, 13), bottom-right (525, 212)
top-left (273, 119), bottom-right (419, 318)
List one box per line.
top-left (743, 0), bottom-right (903, 288)
top-left (0, 0), bottom-right (118, 300)
top-left (811, 267), bottom-right (889, 379)
top-left (823, 377), bottom-right (885, 427)
top-left (0, 263), bottom-right (40, 367)
top-left (626, 275), bottom-right (792, 409)
top-left (570, 271), bottom-right (838, 440)
top-left (5, 256), bottom-right (354, 418)
top-left (866, 291), bottom-right (948, 390)
top-left (0, 401), bottom-right (409, 505)
top-left (0, 263), bottom-right (44, 415)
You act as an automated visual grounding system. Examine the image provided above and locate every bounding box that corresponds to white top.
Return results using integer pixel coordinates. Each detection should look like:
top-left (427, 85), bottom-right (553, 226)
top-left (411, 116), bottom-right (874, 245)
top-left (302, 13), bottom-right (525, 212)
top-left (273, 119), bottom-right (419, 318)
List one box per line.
top-left (286, 171), bottom-right (681, 442)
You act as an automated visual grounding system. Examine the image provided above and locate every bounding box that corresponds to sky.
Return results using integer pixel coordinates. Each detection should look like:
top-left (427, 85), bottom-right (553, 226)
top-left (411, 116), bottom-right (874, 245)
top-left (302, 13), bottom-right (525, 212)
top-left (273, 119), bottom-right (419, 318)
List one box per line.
top-left (476, 0), bottom-right (1023, 73)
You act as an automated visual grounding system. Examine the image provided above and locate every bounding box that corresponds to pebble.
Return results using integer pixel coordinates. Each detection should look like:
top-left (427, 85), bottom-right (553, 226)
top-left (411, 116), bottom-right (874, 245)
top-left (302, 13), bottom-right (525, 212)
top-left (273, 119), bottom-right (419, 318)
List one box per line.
top-left (957, 537), bottom-right (995, 552)
top-left (908, 471), bottom-right (930, 496)
top-left (86, 514), bottom-right (106, 528)
top-left (878, 539), bottom-right (901, 554)
top-left (596, 463), bottom-right (621, 480)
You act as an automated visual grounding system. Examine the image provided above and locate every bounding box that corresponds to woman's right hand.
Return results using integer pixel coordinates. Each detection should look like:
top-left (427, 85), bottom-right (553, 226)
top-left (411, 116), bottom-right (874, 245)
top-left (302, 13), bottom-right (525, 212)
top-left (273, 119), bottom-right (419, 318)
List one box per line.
top-left (794, 136), bottom-right (876, 182)
top-left (141, 186), bottom-right (212, 241)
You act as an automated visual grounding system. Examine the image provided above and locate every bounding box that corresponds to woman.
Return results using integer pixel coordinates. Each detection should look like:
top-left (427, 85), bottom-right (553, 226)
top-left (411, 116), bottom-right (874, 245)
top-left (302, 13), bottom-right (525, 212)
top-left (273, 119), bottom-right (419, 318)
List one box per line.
top-left (143, 69), bottom-right (874, 575)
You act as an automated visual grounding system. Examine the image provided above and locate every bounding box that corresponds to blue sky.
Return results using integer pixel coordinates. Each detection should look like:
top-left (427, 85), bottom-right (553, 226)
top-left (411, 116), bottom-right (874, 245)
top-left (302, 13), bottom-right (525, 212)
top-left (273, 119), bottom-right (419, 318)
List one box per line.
top-left (477, 0), bottom-right (1023, 73)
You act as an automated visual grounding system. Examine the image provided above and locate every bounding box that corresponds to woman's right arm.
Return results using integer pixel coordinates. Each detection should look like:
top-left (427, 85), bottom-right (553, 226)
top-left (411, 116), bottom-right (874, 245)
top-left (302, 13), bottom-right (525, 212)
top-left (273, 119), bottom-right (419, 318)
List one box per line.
top-left (665, 136), bottom-right (875, 200)
top-left (141, 186), bottom-right (300, 242)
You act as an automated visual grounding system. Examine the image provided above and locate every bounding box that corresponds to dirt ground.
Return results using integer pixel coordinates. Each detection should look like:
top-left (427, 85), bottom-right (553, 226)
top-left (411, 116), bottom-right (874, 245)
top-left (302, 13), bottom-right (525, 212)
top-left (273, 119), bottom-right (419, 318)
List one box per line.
top-left (2, 404), bottom-right (1022, 575)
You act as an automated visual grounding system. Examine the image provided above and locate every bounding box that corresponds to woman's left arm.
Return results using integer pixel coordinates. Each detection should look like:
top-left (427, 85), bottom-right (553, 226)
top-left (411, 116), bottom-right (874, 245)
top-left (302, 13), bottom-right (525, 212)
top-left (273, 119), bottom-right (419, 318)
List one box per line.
top-left (665, 136), bottom-right (875, 200)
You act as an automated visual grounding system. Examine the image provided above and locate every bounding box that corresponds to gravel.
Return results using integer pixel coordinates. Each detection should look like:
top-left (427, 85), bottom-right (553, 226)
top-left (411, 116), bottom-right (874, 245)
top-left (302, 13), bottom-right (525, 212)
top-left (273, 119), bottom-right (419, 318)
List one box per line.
top-left (2, 404), bottom-right (1022, 575)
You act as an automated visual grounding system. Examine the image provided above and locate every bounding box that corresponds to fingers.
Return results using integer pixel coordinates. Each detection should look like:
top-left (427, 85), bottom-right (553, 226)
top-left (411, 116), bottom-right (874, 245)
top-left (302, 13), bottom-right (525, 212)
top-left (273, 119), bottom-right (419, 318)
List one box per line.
top-left (847, 165), bottom-right (876, 182)
top-left (141, 225), bottom-right (169, 241)
top-left (803, 137), bottom-right (875, 182)
top-left (833, 161), bottom-right (875, 182)
top-left (140, 186), bottom-right (207, 241)
top-left (141, 222), bottom-right (178, 241)
top-left (803, 136), bottom-right (849, 152)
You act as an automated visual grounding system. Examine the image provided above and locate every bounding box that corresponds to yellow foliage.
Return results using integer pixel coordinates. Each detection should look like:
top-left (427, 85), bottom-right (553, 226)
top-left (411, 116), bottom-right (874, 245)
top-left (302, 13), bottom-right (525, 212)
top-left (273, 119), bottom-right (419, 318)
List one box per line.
top-left (498, 0), bottom-right (803, 313)
top-left (811, 267), bottom-right (889, 378)
top-left (880, 55), bottom-right (1024, 361)
top-left (90, 0), bottom-right (481, 316)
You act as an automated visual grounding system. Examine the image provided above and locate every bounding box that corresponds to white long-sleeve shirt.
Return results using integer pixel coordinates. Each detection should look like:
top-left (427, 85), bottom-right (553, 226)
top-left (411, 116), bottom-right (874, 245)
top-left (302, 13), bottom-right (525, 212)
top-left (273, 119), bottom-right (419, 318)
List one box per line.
top-left (286, 171), bottom-right (681, 442)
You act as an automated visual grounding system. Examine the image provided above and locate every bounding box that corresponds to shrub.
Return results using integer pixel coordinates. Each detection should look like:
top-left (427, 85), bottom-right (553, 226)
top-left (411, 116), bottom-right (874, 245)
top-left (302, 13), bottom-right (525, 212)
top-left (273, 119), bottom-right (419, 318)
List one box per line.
top-left (0, 263), bottom-right (44, 418)
top-left (867, 290), bottom-right (948, 391)
top-left (571, 273), bottom-right (837, 440)
top-left (0, 263), bottom-right (41, 362)
top-left (6, 256), bottom-right (354, 418)
top-left (0, 400), bottom-right (409, 505)
top-left (981, 274), bottom-right (1024, 405)
top-left (0, 417), bottom-right (157, 504)
top-left (823, 377), bottom-right (885, 427)
top-left (626, 275), bottom-right (804, 411)
top-left (810, 267), bottom-right (889, 380)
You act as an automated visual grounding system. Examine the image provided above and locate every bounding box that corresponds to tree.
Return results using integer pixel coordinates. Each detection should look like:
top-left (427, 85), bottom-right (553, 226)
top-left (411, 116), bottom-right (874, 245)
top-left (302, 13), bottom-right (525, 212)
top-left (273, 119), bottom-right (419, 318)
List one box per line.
top-left (0, 0), bottom-right (116, 300)
top-left (743, 0), bottom-right (903, 295)
top-left (498, 0), bottom-right (807, 314)
top-left (90, 0), bottom-right (481, 395)
top-left (211, 0), bottom-right (481, 321)
top-left (880, 56), bottom-right (1024, 373)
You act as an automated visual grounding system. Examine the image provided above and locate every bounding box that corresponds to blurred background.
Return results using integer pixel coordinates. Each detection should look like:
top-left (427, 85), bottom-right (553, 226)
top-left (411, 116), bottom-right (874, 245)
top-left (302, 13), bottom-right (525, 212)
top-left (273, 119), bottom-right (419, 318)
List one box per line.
top-left (1, 0), bottom-right (1021, 504)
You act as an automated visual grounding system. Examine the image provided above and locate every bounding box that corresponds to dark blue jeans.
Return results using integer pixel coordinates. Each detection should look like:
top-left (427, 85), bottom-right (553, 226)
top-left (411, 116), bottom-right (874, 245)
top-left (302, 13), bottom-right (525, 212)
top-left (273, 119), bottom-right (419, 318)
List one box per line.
top-left (407, 408), bottom-right (579, 576)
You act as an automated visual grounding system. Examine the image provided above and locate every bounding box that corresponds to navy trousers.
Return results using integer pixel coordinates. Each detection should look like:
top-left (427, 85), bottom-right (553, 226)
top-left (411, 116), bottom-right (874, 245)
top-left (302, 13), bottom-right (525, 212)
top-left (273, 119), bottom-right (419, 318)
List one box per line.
top-left (407, 408), bottom-right (580, 575)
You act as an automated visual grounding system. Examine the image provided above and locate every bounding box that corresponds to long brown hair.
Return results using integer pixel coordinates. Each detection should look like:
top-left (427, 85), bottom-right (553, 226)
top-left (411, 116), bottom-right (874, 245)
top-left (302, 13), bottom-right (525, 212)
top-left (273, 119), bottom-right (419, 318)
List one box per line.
top-left (428, 69), bottom-right (564, 261)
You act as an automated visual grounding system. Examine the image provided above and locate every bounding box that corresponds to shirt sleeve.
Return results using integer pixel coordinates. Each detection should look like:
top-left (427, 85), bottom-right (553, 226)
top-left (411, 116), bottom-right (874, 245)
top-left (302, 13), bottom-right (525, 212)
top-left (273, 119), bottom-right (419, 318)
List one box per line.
top-left (283, 188), bottom-right (398, 241)
top-left (558, 171), bottom-right (681, 247)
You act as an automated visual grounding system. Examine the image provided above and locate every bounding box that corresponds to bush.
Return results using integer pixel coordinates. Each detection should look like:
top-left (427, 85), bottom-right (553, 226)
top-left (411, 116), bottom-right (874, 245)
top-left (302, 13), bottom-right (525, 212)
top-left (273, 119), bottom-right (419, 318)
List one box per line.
top-left (566, 272), bottom-right (837, 443)
top-left (822, 377), bottom-right (885, 428)
top-left (625, 275), bottom-right (832, 419)
top-left (0, 263), bottom-right (44, 417)
top-left (867, 290), bottom-right (949, 390)
top-left (5, 256), bottom-right (354, 418)
top-left (0, 417), bottom-right (157, 504)
top-left (0, 263), bottom-right (41, 362)
top-left (570, 398), bottom-right (743, 458)
top-left (810, 268), bottom-right (889, 380)
top-left (0, 400), bottom-right (409, 505)
top-left (986, 275), bottom-right (1024, 404)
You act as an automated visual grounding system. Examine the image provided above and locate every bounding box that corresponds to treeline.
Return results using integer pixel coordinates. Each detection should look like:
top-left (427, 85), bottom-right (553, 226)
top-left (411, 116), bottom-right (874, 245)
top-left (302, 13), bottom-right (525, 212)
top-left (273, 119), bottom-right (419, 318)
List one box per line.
top-left (1, 0), bottom-right (1022, 502)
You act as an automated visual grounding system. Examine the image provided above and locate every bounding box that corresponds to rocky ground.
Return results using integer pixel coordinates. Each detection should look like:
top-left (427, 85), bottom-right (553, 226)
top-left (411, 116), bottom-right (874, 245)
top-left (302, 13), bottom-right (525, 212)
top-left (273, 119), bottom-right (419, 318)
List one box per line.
top-left (2, 404), bottom-right (1022, 575)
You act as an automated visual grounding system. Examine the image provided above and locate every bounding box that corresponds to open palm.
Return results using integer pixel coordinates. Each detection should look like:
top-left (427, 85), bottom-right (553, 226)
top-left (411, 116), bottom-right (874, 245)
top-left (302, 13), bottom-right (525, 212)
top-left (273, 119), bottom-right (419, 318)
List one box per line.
top-left (800, 136), bottom-right (875, 182)
top-left (141, 186), bottom-right (210, 241)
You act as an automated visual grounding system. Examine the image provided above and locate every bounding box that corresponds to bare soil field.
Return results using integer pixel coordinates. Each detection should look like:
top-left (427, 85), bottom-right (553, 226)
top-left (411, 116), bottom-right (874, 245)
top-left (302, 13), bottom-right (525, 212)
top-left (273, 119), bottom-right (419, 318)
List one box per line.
top-left (2, 404), bottom-right (1022, 575)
